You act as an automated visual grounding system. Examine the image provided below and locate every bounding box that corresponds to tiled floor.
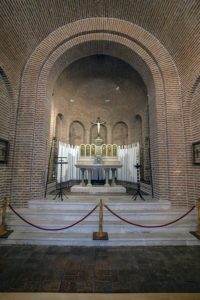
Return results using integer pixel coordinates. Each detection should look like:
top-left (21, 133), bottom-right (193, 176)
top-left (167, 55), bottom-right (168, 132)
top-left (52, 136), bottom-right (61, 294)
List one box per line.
top-left (0, 245), bottom-right (200, 293)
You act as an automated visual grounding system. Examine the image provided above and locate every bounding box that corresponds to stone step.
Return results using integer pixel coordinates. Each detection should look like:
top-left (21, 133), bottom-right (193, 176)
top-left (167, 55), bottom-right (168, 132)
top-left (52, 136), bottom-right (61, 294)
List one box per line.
top-left (2, 198), bottom-right (198, 247)
top-left (2, 231), bottom-right (200, 246)
top-left (7, 215), bottom-right (197, 225)
top-left (7, 205), bottom-right (197, 227)
top-left (7, 223), bottom-right (197, 234)
top-left (8, 208), bottom-right (197, 219)
top-left (7, 216), bottom-right (197, 233)
top-left (28, 199), bottom-right (171, 210)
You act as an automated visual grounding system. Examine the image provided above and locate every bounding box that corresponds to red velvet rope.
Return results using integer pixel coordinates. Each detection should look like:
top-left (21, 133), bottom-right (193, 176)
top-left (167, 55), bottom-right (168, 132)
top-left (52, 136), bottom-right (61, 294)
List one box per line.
top-left (8, 203), bottom-right (98, 231)
top-left (104, 204), bottom-right (196, 228)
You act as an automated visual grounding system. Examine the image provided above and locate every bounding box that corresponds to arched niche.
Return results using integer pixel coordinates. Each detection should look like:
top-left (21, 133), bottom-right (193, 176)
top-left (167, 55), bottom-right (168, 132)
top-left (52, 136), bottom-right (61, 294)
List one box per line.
top-left (112, 121), bottom-right (128, 145)
top-left (90, 124), bottom-right (107, 144)
top-left (55, 113), bottom-right (63, 142)
top-left (135, 115), bottom-right (143, 144)
top-left (69, 121), bottom-right (85, 146)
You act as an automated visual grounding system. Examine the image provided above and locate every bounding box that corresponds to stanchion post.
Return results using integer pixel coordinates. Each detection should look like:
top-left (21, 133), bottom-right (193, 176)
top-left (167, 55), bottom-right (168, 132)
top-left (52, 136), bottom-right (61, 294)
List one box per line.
top-left (0, 196), bottom-right (13, 238)
top-left (93, 199), bottom-right (108, 240)
top-left (190, 199), bottom-right (200, 239)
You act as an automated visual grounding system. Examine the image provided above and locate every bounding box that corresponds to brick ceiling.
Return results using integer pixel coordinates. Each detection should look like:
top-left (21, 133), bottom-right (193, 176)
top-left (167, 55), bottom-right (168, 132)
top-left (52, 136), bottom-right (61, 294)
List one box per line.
top-left (0, 0), bottom-right (199, 92)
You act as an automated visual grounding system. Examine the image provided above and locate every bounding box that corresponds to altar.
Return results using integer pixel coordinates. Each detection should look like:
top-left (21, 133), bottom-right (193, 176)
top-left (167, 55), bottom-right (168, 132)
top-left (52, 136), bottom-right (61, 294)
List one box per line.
top-left (71, 143), bottom-right (126, 193)
top-left (57, 117), bottom-right (139, 193)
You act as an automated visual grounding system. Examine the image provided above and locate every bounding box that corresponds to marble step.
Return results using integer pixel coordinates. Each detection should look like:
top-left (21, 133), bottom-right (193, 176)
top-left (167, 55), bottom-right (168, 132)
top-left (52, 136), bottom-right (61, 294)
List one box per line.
top-left (2, 231), bottom-right (200, 246)
top-left (7, 208), bottom-right (197, 219)
top-left (7, 202), bottom-right (197, 234)
top-left (28, 199), bottom-right (171, 210)
top-left (7, 216), bottom-right (197, 233)
top-left (7, 224), bottom-right (197, 234)
top-left (3, 198), bottom-right (198, 247)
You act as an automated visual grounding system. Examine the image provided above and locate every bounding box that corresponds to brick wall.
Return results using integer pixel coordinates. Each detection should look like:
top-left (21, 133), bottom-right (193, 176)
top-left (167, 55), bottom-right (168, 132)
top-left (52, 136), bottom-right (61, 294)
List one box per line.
top-left (0, 1), bottom-right (199, 207)
top-left (0, 70), bottom-right (10, 205)
top-left (0, 68), bottom-right (16, 207)
top-left (8, 19), bottom-right (184, 206)
top-left (186, 78), bottom-right (200, 205)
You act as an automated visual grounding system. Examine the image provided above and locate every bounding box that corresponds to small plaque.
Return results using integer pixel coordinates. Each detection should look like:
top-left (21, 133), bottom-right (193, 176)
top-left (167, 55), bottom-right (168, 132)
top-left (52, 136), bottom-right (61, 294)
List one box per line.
top-left (107, 144), bottom-right (112, 156)
top-left (80, 144), bottom-right (86, 156)
top-left (86, 145), bottom-right (91, 156)
top-left (91, 144), bottom-right (96, 156)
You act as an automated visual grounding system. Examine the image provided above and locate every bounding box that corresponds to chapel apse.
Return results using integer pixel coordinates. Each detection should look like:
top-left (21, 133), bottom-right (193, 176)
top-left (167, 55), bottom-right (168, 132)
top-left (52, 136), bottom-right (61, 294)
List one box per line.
top-left (52, 54), bottom-right (149, 146)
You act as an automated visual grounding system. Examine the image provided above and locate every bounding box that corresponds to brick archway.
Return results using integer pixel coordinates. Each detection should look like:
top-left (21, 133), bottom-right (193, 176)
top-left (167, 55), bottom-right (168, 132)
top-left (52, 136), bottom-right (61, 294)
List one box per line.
top-left (183, 76), bottom-right (200, 206)
top-left (11, 18), bottom-right (187, 206)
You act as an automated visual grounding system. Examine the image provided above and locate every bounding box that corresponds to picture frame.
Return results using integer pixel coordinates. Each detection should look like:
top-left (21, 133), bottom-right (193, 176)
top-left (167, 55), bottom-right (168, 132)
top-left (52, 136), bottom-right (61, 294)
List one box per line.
top-left (0, 139), bottom-right (9, 164)
top-left (192, 141), bottom-right (200, 165)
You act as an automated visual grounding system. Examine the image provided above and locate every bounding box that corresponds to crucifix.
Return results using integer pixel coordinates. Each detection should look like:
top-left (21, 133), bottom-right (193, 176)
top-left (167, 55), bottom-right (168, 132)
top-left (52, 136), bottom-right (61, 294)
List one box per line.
top-left (91, 117), bottom-right (106, 137)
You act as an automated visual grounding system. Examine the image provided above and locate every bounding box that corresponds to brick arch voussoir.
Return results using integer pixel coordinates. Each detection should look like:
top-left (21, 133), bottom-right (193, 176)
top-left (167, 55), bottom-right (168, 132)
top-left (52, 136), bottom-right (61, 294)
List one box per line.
top-left (15, 18), bottom-right (185, 204)
top-left (182, 76), bottom-right (200, 205)
top-left (22, 18), bottom-right (180, 101)
top-left (36, 32), bottom-right (169, 201)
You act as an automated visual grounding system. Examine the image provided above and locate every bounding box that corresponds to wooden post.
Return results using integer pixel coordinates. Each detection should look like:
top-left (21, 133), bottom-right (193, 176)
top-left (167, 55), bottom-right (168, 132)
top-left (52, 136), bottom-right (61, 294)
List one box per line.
top-left (0, 196), bottom-right (13, 238)
top-left (93, 199), bottom-right (108, 240)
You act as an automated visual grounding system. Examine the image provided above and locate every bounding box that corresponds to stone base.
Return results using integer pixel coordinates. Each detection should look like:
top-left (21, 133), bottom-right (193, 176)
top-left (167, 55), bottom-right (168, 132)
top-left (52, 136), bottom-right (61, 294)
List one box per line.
top-left (93, 232), bottom-right (109, 240)
top-left (0, 230), bottom-right (13, 238)
top-left (70, 185), bottom-right (126, 193)
top-left (190, 231), bottom-right (200, 240)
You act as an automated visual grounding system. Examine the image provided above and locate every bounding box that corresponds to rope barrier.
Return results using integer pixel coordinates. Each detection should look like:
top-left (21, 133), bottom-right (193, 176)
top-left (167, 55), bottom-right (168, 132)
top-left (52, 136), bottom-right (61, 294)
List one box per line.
top-left (7, 201), bottom-right (197, 232)
top-left (104, 204), bottom-right (196, 228)
top-left (8, 203), bottom-right (98, 231)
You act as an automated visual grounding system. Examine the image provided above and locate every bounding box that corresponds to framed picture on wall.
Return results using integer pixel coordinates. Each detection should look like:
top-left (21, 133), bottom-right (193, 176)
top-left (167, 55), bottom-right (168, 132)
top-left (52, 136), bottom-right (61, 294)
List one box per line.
top-left (193, 141), bottom-right (200, 165)
top-left (0, 139), bottom-right (9, 163)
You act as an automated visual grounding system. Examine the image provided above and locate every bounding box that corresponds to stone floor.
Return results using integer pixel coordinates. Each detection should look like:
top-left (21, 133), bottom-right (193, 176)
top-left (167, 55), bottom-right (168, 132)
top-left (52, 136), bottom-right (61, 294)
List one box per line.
top-left (0, 293), bottom-right (200, 300)
top-left (0, 245), bottom-right (200, 293)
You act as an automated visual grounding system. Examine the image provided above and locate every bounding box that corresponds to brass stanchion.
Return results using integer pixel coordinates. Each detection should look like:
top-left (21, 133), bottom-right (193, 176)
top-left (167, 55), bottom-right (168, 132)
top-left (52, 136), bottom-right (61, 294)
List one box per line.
top-left (191, 199), bottom-right (200, 240)
top-left (0, 196), bottom-right (13, 238)
top-left (93, 199), bottom-right (108, 240)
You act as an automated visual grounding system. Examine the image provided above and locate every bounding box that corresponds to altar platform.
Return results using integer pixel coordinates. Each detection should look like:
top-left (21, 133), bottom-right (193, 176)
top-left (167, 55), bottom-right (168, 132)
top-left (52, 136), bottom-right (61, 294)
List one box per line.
top-left (71, 185), bottom-right (126, 193)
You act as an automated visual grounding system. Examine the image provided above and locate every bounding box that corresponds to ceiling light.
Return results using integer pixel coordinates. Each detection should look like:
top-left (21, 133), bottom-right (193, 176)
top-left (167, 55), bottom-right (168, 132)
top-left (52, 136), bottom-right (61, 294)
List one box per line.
top-left (105, 99), bottom-right (111, 103)
top-left (70, 99), bottom-right (75, 103)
